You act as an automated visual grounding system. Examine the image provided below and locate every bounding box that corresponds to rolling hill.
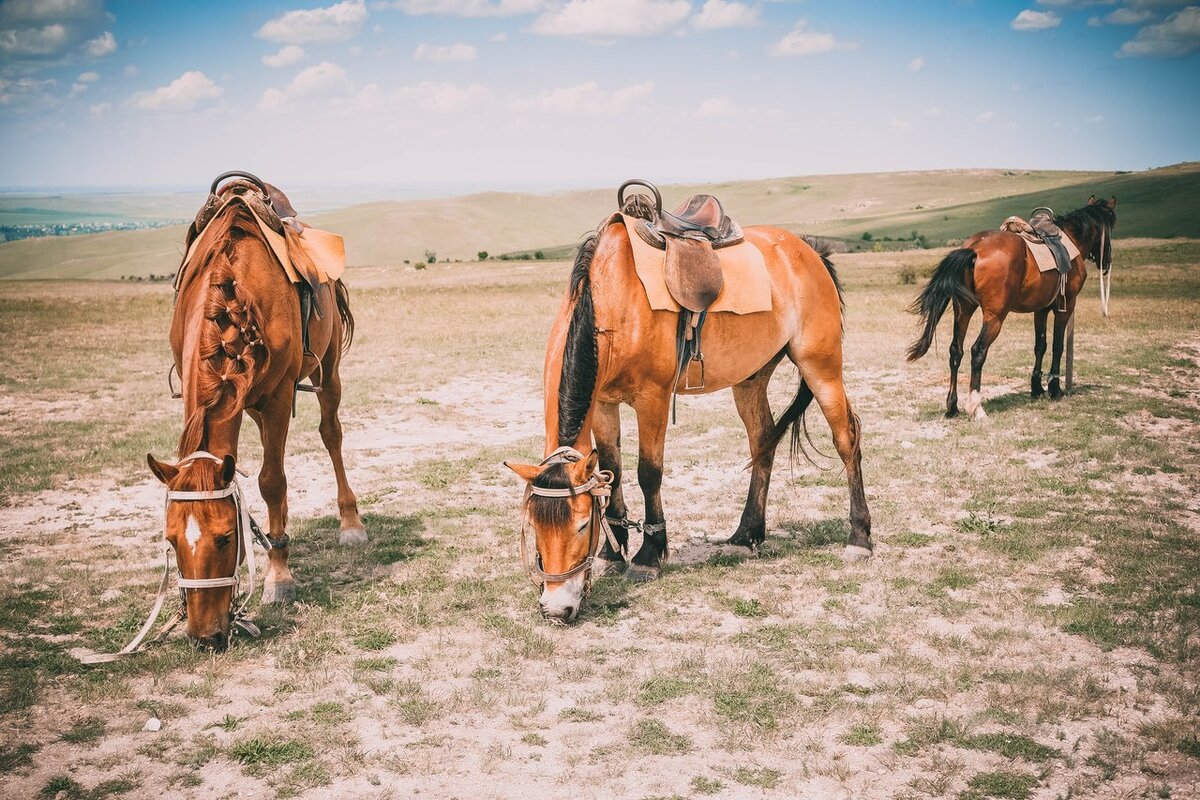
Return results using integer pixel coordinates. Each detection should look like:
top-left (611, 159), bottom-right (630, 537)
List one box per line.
top-left (1, 163), bottom-right (1196, 280)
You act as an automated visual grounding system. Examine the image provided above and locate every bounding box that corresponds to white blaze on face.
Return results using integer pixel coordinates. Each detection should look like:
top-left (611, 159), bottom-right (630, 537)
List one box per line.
top-left (185, 514), bottom-right (202, 555)
top-left (539, 573), bottom-right (586, 622)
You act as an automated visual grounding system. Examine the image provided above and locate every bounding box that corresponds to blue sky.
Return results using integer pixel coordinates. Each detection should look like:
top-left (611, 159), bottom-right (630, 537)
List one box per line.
top-left (1, 0), bottom-right (1197, 191)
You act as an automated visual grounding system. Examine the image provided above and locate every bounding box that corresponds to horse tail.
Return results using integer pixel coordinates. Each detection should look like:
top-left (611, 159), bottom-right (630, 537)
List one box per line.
top-left (751, 376), bottom-right (818, 470)
top-left (906, 248), bottom-right (977, 361)
top-left (334, 278), bottom-right (355, 355)
top-left (556, 233), bottom-right (599, 447)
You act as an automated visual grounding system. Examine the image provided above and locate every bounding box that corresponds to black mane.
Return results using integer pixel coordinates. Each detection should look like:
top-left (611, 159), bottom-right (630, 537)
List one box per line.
top-left (556, 234), bottom-right (599, 447)
top-left (1055, 202), bottom-right (1116, 244)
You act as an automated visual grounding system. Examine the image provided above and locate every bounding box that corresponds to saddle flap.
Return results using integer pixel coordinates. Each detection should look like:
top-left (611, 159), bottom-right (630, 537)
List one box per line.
top-left (664, 237), bottom-right (724, 313)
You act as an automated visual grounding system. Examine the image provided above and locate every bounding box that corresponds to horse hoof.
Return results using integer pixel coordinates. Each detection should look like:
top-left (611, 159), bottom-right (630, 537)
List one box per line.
top-left (262, 580), bottom-right (296, 604)
top-left (841, 545), bottom-right (873, 562)
top-left (972, 405), bottom-right (988, 421)
top-left (945, 407), bottom-right (959, 419)
top-left (625, 564), bottom-right (661, 583)
top-left (338, 526), bottom-right (368, 546)
top-left (726, 530), bottom-right (760, 550)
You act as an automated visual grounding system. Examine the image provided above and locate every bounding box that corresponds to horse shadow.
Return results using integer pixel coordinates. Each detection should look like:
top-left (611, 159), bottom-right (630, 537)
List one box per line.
top-left (980, 381), bottom-right (1105, 416)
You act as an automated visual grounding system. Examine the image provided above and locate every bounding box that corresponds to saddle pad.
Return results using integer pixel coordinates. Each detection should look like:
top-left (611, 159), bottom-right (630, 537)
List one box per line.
top-left (178, 195), bottom-right (344, 289)
top-left (1021, 232), bottom-right (1080, 273)
top-left (617, 213), bottom-right (772, 314)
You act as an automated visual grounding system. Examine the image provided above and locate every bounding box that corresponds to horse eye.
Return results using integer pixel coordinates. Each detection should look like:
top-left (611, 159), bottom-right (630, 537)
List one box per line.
top-left (215, 534), bottom-right (233, 549)
top-left (576, 520), bottom-right (589, 533)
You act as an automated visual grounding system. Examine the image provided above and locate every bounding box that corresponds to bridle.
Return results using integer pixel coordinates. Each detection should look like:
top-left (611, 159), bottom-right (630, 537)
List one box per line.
top-left (75, 451), bottom-right (275, 664)
top-left (518, 446), bottom-right (624, 596)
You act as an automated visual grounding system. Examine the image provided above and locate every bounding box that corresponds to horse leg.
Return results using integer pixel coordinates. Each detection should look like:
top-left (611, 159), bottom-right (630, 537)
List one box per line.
top-left (255, 395), bottom-right (297, 604)
top-left (1047, 305), bottom-right (1072, 399)
top-left (964, 312), bottom-right (1006, 421)
top-left (1031, 308), bottom-right (1049, 399)
top-left (317, 361), bottom-right (367, 545)
top-left (593, 400), bottom-right (629, 575)
top-left (728, 359), bottom-right (782, 549)
top-left (626, 394), bottom-right (669, 583)
top-left (946, 300), bottom-right (975, 418)
top-left (797, 357), bottom-right (873, 560)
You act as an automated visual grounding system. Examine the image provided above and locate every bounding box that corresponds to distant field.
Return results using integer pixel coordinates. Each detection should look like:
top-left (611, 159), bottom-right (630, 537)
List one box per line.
top-left (3, 163), bottom-right (1196, 280)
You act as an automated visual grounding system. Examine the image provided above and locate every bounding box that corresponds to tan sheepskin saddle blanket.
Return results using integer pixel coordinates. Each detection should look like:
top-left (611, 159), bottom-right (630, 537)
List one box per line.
top-left (1001, 210), bottom-right (1079, 274)
top-left (176, 172), bottom-right (345, 293)
top-left (610, 179), bottom-right (772, 315)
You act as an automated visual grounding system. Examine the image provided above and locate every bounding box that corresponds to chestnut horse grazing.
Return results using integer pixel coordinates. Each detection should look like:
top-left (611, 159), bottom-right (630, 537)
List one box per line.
top-left (147, 174), bottom-right (365, 649)
top-left (907, 196), bottom-right (1116, 420)
top-left (505, 188), bottom-right (872, 622)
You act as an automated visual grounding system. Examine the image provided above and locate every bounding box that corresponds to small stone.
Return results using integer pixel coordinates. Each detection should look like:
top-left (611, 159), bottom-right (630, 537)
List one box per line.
top-left (99, 588), bottom-right (121, 603)
top-left (901, 440), bottom-right (914, 449)
top-left (143, 717), bottom-right (162, 732)
top-left (1037, 587), bottom-right (1072, 607)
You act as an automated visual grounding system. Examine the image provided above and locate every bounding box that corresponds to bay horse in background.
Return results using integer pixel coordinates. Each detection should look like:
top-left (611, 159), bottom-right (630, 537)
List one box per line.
top-left (907, 196), bottom-right (1116, 419)
top-left (505, 183), bottom-right (872, 623)
top-left (147, 173), bottom-right (365, 649)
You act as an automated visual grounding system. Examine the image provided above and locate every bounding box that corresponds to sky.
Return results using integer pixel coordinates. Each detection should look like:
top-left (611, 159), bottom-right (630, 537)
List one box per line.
top-left (0, 0), bottom-right (1198, 192)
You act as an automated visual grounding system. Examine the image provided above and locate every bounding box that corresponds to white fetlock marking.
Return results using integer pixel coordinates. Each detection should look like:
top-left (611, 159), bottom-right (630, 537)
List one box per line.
top-left (966, 390), bottom-right (986, 420)
top-left (842, 545), bottom-right (872, 562)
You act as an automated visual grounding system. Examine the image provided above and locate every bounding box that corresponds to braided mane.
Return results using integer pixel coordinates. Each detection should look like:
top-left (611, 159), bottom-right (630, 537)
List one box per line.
top-left (177, 206), bottom-right (272, 457)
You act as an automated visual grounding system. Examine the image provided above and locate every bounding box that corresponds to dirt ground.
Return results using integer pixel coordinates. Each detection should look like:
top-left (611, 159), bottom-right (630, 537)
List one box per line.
top-left (1, 241), bottom-right (1198, 800)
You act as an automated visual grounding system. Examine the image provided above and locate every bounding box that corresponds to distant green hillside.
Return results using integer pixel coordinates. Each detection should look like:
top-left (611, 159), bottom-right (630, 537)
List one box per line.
top-left (2, 163), bottom-right (1196, 280)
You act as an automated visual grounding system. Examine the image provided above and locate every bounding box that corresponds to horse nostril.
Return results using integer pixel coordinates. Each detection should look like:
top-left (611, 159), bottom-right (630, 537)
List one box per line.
top-left (562, 606), bottom-right (574, 620)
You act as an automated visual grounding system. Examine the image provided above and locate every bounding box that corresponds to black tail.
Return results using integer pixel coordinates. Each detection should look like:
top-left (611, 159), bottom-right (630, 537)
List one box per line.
top-left (906, 248), bottom-right (977, 361)
top-left (334, 278), bottom-right (355, 355)
top-left (752, 377), bottom-right (818, 470)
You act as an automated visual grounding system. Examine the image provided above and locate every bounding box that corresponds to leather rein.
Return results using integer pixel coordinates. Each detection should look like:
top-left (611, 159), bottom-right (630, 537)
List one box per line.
top-left (518, 447), bottom-right (624, 595)
top-left (75, 451), bottom-right (277, 664)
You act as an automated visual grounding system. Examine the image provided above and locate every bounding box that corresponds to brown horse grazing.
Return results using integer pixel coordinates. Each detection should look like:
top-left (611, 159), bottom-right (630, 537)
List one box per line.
top-left (505, 196), bottom-right (872, 623)
top-left (146, 175), bottom-right (365, 649)
top-left (907, 196), bottom-right (1116, 419)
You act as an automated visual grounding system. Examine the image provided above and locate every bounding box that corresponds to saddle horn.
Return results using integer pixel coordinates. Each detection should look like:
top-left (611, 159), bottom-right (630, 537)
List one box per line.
top-left (618, 179), bottom-right (662, 217)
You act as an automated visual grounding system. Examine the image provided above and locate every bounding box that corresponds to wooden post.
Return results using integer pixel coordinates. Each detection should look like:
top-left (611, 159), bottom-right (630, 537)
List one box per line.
top-left (1064, 312), bottom-right (1075, 394)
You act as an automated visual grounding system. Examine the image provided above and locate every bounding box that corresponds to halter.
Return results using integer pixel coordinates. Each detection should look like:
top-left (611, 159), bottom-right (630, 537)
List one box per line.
top-left (75, 451), bottom-right (275, 664)
top-left (518, 446), bottom-right (623, 596)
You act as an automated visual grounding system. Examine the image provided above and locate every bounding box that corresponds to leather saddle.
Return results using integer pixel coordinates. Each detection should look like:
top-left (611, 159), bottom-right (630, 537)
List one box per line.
top-left (617, 179), bottom-right (746, 410)
top-left (1002, 208), bottom-right (1072, 275)
top-left (190, 171), bottom-right (323, 401)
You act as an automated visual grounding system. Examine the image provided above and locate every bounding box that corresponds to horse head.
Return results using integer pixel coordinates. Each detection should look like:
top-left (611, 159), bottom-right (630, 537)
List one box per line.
top-left (505, 448), bottom-right (610, 624)
top-left (147, 452), bottom-right (244, 650)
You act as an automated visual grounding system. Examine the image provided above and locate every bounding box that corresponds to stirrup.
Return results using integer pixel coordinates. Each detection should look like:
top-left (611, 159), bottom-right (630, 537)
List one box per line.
top-left (295, 353), bottom-right (323, 393)
top-left (684, 353), bottom-right (705, 390)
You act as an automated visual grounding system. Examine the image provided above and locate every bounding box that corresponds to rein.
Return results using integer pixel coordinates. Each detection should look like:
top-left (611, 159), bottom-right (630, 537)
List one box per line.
top-left (75, 451), bottom-right (274, 664)
top-left (518, 446), bottom-right (623, 596)
top-left (1096, 225), bottom-right (1112, 317)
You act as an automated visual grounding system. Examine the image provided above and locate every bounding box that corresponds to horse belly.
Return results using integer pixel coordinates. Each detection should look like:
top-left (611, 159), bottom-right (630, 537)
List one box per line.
top-left (676, 311), bottom-right (789, 394)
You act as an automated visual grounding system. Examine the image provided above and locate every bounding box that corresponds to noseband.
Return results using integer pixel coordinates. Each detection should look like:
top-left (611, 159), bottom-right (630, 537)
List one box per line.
top-left (519, 446), bottom-right (623, 595)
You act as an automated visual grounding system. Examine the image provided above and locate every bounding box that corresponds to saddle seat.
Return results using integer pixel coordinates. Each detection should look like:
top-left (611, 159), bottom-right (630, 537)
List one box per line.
top-left (655, 195), bottom-right (742, 245)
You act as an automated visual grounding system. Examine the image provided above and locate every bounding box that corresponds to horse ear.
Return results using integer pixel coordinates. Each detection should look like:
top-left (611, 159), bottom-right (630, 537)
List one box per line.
top-left (147, 454), bottom-right (178, 485)
top-left (1088, 195), bottom-right (1097, 205)
top-left (585, 450), bottom-right (599, 475)
top-left (220, 455), bottom-right (237, 485)
top-left (1107, 195), bottom-right (1117, 209)
top-left (504, 461), bottom-right (544, 483)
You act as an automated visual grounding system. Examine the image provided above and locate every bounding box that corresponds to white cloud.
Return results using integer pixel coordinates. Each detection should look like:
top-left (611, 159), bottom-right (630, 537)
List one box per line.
top-left (0, 0), bottom-right (110, 63)
top-left (0, 76), bottom-right (57, 109)
top-left (533, 0), bottom-right (691, 38)
top-left (256, 0), bottom-right (366, 44)
top-left (122, 63), bottom-right (138, 77)
top-left (1099, 8), bottom-right (1155, 24)
top-left (393, 81), bottom-right (491, 112)
top-left (259, 61), bottom-right (352, 112)
top-left (1118, 6), bottom-right (1200, 57)
top-left (77, 70), bottom-right (100, 83)
top-left (908, 55), bottom-right (925, 71)
top-left (889, 117), bottom-right (912, 131)
top-left (490, 31), bottom-right (508, 41)
top-left (769, 20), bottom-right (860, 56)
top-left (129, 71), bottom-right (222, 111)
top-left (88, 101), bottom-right (109, 116)
top-left (263, 44), bottom-right (307, 67)
top-left (390, 0), bottom-right (546, 16)
top-left (692, 0), bottom-right (759, 30)
top-left (413, 42), bottom-right (478, 61)
top-left (975, 110), bottom-right (994, 123)
top-left (1011, 10), bottom-right (1062, 31)
top-left (511, 80), bottom-right (654, 115)
top-left (84, 30), bottom-right (115, 56)
top-left (695, 96), bottom-right (781, 118)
